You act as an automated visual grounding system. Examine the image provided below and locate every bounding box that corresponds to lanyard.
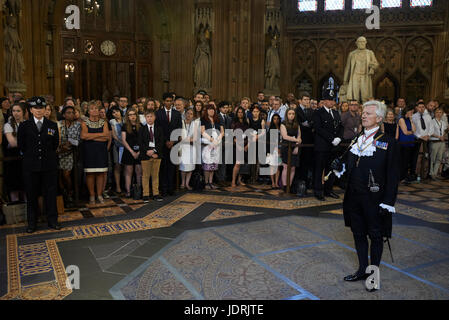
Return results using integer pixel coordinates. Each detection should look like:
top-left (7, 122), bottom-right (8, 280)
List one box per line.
top-left (435, 119), bottom-right (442, 136)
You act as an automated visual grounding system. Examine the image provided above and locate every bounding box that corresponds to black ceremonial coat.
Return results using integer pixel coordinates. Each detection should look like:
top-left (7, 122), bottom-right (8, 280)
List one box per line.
top-left (342, 132), bottom-right (399, 238)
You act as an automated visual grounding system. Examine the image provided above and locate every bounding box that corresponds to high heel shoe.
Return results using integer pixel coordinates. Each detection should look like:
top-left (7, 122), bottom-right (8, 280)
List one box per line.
top-left (97, 196), bottom-right (105, 204)
top-left (89, 196), bottom-right (96, 205)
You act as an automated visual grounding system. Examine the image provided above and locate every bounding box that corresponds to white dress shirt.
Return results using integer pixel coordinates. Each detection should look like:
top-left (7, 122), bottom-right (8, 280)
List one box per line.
top-left (34, 116), bottom-right (44, 126)
top-left (412, 110), bottom-right (433, 139)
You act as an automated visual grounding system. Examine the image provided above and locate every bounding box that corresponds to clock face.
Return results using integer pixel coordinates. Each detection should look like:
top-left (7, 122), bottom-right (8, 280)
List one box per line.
top-left (101, 40), bottom-right (116, 56)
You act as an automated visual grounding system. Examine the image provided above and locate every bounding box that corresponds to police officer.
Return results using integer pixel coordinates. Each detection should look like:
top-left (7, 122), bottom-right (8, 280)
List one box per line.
top-left (17, 97), bottom-right (61, 233)
top-left (312, 83), bottom-right (344, 201)
top-left (331, 100), bottom-right (399, 292)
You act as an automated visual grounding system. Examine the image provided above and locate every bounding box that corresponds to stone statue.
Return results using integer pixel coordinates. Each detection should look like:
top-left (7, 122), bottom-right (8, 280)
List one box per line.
top-left (265, 37), bottom-right (281, 93)
top-left (193, 31), bottom-right (211, 90)
top-left (6, 0), bottom-right (21, 16)
top-left (343, 36), bottom-right (379, 103)
top-left (4, 15), bottom-right (26, 91)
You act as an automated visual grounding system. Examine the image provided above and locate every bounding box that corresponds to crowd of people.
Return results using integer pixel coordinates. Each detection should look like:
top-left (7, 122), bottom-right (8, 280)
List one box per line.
top-left (0, 90), bottom-right (448, 210)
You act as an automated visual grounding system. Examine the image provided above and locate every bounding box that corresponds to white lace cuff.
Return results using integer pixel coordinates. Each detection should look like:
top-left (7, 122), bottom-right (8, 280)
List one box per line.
top-left (380, 203), bottom-right (395, 214)
top-left (333, 163), bottom-right (346, 178)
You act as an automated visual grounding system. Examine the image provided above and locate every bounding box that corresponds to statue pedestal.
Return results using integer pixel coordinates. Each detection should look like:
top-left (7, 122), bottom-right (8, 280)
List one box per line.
top-left (5, 82), bottom-right (27, 94)
top-left (194, 87), bottom-right (212, 96)
top-left (264, 88), bottom-right (280, 97)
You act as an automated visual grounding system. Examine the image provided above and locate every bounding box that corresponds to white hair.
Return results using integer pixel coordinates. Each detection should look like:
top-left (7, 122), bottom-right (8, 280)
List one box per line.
top-left (363, 100), bottom-right (386, 121)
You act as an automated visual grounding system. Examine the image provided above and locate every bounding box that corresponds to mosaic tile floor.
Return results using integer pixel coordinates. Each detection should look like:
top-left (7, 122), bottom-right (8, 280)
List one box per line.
top-left (0, 180), bottom-right (448, 300)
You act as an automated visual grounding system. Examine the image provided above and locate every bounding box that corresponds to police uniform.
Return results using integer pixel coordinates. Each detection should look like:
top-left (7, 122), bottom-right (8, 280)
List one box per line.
top-left (17, 97), bottom-right (61, 233)
top-left (312, 86), bottom-right (344, 200)
top-left (333, 125), bottom-right (399, 288)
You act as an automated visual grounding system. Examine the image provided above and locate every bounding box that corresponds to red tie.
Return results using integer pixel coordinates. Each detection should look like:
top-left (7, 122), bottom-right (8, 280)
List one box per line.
top-left (149, 126), bottom-right (154, 142)
top-left (167, 110), bottom-right (170, 123)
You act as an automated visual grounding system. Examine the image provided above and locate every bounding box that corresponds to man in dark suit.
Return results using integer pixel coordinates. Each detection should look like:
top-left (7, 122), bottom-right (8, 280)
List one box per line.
top-left (17, 97), bottom-right (61, 233)
top-left (312, 85), bottom-right (344, 201)
top-left (155, 92), bottom-right (182, 196)
top-left (295, 92), bottom-right (315, 193)
top-left (216, 101), bottom-right (232, 185)
top-left (331, 100), bottom-right (399, 292)
top-left (139, 110), bottom-right (165, 203)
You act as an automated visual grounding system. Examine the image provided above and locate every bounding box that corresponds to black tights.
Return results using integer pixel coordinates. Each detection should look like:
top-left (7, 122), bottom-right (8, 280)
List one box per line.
top-left (353, 233), bottom-right (384, 274)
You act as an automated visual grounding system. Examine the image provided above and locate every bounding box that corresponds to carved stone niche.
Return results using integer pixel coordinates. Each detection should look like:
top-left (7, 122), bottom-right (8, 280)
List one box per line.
top-left (404, 37), bottom-right (433, 79)
top-left (318, 39), bottom-right (344, 78)
top-left (293, 40), bottom-right (317, 79)
top-left (375, 38), bottom-right (402, 78)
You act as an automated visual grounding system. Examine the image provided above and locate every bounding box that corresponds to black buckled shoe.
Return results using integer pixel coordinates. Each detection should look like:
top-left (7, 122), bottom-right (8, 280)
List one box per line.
top-left (325, 191), bottom-right (340, 199)
top-left (344, 272), bottom-right (369, 282)
top-left (314, 194), bottom-right (325, 201)
top-left (48, 223), bottom-right (62, 231)
top-left (26, 226), bottom-right (37, 234)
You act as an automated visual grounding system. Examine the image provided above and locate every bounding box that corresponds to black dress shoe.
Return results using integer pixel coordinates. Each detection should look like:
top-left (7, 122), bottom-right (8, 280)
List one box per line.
top-left (315, 194), bottom-right (325, 201)
top-left (325, 191), bottom-right (340, 199)
top-left (344, 272), bottom-right (369, 282)
top-left (26, 226), bottom-right (36, 234)
top-left (48, 223), bottom-right (62, 231)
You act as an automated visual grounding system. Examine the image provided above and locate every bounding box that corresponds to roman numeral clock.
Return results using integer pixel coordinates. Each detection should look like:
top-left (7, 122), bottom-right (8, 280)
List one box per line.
top-left (100, 40), bottom-right (117, 56)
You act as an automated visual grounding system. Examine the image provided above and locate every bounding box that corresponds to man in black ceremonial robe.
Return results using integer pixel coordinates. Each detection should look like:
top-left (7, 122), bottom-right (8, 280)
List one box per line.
top-left (332, 100), bottom-right (399, 292)
top-left (17, 97), bottom-right (61, 233)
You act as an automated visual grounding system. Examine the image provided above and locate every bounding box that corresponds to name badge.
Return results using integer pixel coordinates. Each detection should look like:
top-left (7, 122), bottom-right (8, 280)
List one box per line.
top-left (149, 142), bottom-right (155, 148)
top-left (374, 141), bottom-right (388, 150)
top-left (48, 128), bottom-right (55, 136)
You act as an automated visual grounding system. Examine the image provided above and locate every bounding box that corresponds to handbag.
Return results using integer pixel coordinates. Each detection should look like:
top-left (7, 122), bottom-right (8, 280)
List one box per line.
top-left (2, 202), bottom-right (27, 225)
top-left (190, 168), bottom-right (205, 191)
top-left (239, 163), bottom-right (251, 175)
top-left (295, 180), bottom-right (307, 198)
top-left (132, 184), bottom-right (142, 200)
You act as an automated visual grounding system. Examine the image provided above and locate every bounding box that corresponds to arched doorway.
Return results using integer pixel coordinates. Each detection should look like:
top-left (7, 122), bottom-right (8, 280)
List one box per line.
top-left (406, 71), bottom-right (430, 103)
top-left (319, 73), bottom-right (341, 101)
top-left (295, 73), bottom-right (313, 98)
top-left (376, 73), bottom-right (399, 106)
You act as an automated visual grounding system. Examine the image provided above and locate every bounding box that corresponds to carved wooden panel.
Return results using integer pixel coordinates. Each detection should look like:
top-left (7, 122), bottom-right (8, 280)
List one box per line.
top-left (120, 41), bottom-right (133, 58)
top-left (375, 38), bottom-right (402, 77)
top-left (319, 39), bottom-right (344, 77)
top-left (137, 41), bottom-right (151, 60)
top-left (404, 37), bottom-right (433, 78)
top-left (293, 40), bottom-right (316, 78)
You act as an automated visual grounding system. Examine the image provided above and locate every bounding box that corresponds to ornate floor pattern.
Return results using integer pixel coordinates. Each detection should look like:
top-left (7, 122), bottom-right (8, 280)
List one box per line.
top-left (1, 180), bottom-right (448, 300)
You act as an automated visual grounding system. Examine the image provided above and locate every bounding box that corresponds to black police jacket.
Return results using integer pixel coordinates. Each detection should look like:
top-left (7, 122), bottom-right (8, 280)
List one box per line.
top-left (17, 118), bottom-right (60, 172)
top-left (312, 107), bottom-right (344, 152)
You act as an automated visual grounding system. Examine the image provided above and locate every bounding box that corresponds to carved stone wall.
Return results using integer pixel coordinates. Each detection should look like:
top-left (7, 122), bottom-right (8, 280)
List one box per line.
top-left (283, 0), bottom-right (447, 103)
top-left (1, 0), bottom-right (448, 104)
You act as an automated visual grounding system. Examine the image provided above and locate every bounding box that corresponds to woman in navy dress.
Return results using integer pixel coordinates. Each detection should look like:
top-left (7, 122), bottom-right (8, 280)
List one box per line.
top-left (81, 101), bottom-right (110, 204)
